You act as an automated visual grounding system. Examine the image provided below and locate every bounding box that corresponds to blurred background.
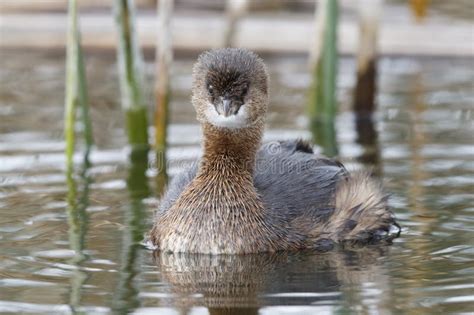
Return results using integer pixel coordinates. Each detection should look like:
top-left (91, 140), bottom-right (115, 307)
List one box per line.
top-left (0, 1), bottom-right (473, 314)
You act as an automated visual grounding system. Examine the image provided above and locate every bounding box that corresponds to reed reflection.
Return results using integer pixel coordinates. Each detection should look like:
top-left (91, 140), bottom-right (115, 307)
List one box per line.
top-left (310, 118), bottom-right (338, 158)
top-left (65, 159), bottom-right (91, 313)
top-left (355, 116), bottom-right (382, 177)
top-left (112, 147), bottom-right (150, 314)
top-left (153, 247), bottom-right (392, 314)
top-left (155, 149), bottom-right (168, 196)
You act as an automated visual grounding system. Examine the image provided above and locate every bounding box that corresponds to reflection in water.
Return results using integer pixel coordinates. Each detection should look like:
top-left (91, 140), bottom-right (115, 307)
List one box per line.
top-left (65, 160), bottom-right (91, 313)
top-left (402, 72), bottom-right (439, 312)
top-left (112, 147), bottom-right (150, 314)
top-left (310, 118), bottom-right (338, 158)
top-left (126, 147), bottom-right (150, 199)
top-left (155, 149), bottom-right (168, 197)
top-left (355, 116), bottom-right (382, 176)
top-left (354, 59), bottom-right (377, 116)
top-left (154, 247), bottom-right (391, 314)
top-left (408, 73), bottom-right (431, 222)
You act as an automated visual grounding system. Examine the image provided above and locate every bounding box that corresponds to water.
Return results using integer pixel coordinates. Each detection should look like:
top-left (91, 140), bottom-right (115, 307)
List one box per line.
top-left (0, 50), bottom-right (473, 314)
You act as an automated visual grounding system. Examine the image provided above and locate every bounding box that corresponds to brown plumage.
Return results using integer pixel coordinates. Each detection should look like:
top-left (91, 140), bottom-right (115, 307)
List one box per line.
top-left (149, 48), bottom-right (400, 254)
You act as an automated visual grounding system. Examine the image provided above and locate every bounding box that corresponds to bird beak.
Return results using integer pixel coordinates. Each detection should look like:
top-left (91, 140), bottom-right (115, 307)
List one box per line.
top-left (222, 98), bottom-right (232, 117)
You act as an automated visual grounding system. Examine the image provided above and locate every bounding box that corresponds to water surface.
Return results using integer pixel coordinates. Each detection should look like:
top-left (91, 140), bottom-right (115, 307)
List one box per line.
top-left (0, 50), bottom-right (473, 314)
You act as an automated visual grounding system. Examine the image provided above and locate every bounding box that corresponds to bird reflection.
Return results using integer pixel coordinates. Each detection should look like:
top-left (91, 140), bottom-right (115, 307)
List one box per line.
top-left (153, 247), bottom-right (391, 314)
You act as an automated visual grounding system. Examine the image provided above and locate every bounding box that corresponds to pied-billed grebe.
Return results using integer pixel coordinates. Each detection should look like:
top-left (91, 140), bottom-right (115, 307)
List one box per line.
top-left (150, 48), bottom-right (400, 254)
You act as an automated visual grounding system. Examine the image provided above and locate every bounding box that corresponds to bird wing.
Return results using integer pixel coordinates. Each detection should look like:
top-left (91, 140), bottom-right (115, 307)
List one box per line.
top-left (254, 140), bottom-right (347, 220)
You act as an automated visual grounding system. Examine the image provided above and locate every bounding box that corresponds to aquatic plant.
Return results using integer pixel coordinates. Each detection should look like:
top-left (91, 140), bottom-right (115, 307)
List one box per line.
top-left (223, 0), bottom-right (249, 47)
top-left (64, 1), bottom-right (94, 309)
top-left (308, 0), bottom-right (339, 121)
top-left (114, 0), bottom-right (149, 150)
top-left (353, 1), bottom-right (383, 174)
top-left (308, 0), bottom-right (339, 157)
top-left (112, 4), bottom-right (151, 309)
top-left (310, 118), bottom-right (338, 157)
top-left (353, 0), bottom-right (383, 116)
top-left (64, 0), bottom-right (93, 169)
top-left (154, 0), bottom-right (174, 189)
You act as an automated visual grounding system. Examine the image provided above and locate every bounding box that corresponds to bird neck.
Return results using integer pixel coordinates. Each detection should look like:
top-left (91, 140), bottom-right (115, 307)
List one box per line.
top-left (198, 121), bottom-right (263, 177)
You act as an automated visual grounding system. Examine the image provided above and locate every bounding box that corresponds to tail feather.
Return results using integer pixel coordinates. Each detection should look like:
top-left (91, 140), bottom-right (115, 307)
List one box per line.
top-left (321, 171), bottom-right (399, 244)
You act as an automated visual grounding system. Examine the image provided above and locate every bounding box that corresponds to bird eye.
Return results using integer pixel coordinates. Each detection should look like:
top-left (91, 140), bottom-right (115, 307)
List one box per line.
top-left (207, 84), bottom-right (214, 94)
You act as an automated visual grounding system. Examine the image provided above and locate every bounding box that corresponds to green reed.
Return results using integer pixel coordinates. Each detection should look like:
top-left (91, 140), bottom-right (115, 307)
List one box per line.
top-left (114, 0), bottom-right (149, 150)
top-left (65, 0), bottom-right (93, 169)
top-left (64, 1), bottom-right (94, 309)
top-left (308, 0), bottom-right (339, 157)
top-left (310, 118), bottom-right (338, 157)
top-left (308, 0), bottom-right (339, 121)
top-left (112, 4), bottom-right (151, 309)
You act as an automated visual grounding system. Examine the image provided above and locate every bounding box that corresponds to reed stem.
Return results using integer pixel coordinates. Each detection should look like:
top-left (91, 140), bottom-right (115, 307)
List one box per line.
top-left (78, 46), bottom-right (93, 156)
top-left (64, 2), bottom-right (92, 309)
top-left (223, 0), bottom-right (248, 47)
top-left (308, 0), bottom-right (339, 157)
top-left (64, 0), bottom-right (80, 169)
top-left (354, 0), bottom-right (382, 116)
top-left (308, 0), bottom-right (339, 121)
top-left (65, 0), bottom-right (93, 169)
top-left (114, 0), bottom-right (149, 149)
top-left (154, 0), bottom-right (173, 187)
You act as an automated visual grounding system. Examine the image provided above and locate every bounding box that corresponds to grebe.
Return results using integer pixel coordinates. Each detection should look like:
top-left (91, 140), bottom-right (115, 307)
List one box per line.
top-left (150, 48), bottom-right (399, 254)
